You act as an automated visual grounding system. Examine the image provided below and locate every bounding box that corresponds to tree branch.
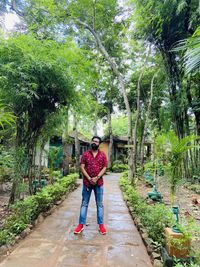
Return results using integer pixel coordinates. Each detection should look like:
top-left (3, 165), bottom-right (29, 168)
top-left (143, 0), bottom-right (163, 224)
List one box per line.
top-left (10, 0), bottom-right (24, 17)
top-left (75, 19), bottom-right (120, 76)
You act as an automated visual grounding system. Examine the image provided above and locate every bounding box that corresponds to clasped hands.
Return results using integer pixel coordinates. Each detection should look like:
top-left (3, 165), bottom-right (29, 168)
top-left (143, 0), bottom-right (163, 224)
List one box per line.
top-left (89, 176), bottom-right (99, 185)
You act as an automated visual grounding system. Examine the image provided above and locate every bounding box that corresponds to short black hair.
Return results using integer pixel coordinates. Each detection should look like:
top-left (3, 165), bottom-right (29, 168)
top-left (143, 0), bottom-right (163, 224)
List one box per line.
top-left (92, 136), bottom-right (102, 143)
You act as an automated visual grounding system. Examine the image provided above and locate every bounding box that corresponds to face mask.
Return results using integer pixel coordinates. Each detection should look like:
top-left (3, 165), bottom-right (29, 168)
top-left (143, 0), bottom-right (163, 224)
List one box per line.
top-left (91, 143), bottom-right (99, 150)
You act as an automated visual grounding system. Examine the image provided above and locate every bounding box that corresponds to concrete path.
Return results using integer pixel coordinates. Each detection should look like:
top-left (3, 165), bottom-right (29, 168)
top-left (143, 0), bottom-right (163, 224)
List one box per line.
top-left (0, 173), bottom-right (153, 267)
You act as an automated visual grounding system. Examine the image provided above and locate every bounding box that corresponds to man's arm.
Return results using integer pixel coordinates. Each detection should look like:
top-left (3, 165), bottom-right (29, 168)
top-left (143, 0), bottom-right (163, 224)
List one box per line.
top-left (81, 164), bottom-right (91, 181)
top-left (91, 166), bottom-right (107, 184)
top-left (97, 166), bottom-right (107, 178)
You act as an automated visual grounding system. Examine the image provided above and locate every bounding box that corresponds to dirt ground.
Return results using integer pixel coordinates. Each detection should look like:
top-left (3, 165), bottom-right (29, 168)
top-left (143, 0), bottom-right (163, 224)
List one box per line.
top-left (136, 175), bottom-right (200, 253)
top-left (137, 176), bottom-right (200, 225)
top-left (0, 194), bottom-right (10, 229)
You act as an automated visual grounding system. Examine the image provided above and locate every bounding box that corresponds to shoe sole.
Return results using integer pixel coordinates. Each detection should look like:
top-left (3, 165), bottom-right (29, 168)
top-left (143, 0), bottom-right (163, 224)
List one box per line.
top-left (99, 230), bottom-right (106, 235)
top-left (74, 227), bottom-right (84, 234)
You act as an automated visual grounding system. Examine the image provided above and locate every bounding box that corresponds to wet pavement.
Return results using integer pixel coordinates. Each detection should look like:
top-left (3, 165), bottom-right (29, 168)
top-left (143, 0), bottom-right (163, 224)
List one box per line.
top-left (0, 173), bottom-right (153, 267)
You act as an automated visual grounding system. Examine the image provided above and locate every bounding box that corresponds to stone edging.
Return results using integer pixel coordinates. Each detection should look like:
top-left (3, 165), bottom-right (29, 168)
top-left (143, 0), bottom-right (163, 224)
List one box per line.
top-left (0, 182), bottom-right (79, 262)
top-left (121, 191), bottom-right (163, 267)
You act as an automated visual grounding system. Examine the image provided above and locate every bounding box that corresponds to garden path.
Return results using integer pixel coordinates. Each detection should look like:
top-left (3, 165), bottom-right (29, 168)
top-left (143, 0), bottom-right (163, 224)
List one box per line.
top-left (0, 173), bottom-right (152, 267)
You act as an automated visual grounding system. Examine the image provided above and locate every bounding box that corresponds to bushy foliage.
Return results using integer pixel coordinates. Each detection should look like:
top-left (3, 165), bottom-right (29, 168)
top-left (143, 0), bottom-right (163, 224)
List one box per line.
top-left (112, 161), bottom-right (128, 173)
top-left (119, 172), bottom-right (174, 245)
top-left (0, 173), bottom-right (78, 246)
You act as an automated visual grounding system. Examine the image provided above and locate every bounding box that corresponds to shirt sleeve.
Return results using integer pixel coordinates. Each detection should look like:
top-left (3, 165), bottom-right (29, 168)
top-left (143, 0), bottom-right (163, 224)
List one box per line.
top-left (80, 152), bottom-right (87, 165)
top-left (102, 152), bottom-right (108, 168)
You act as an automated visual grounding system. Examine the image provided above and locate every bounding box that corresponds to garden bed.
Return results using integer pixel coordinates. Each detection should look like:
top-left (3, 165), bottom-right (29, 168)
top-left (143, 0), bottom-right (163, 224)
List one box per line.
top-left (0, 173), bottom-right (78, 259)
top-left (119, 172), bottom-right (200, 267)
top-left (137, 176), bottom-right (200, 227)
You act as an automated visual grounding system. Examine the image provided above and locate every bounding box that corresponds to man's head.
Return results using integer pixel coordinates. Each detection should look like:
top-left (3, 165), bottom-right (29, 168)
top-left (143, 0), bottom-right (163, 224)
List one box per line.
top-left (91, 136), bottom-right (101, 151)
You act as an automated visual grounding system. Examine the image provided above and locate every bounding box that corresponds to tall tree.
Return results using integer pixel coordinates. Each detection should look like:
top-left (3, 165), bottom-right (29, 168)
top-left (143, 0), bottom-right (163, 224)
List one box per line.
top-left (0, 35), bottom-right (74, 200)
top-left (131, 0), bottom-right (200, 138)
top-left (16, 0), bottom-right (136, 181)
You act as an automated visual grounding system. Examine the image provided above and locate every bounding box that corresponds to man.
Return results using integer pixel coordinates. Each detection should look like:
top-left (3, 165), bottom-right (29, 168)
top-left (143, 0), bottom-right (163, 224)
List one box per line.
top-left (74, 136), bottom-right (108, 235)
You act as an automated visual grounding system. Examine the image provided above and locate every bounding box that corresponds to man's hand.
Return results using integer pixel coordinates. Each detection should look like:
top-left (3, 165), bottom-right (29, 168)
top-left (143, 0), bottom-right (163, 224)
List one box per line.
top-left (90, 176), bottom-right (98, 185)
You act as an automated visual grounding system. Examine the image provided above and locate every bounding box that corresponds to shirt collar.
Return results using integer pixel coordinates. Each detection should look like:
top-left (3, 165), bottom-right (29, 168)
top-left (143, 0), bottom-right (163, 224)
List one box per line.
top-left (89, 148), bottom-right (100, 155)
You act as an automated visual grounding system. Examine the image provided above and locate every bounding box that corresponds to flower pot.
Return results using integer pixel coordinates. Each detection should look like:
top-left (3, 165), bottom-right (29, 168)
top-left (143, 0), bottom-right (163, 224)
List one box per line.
top-left (165, 227), bottom-right (191, 258)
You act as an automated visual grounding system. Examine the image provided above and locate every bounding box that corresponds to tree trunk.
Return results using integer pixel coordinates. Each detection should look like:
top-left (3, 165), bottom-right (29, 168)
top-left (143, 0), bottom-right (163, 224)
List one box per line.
top-left (133, 47), bottom-right (151, 179)
top-left (9, 121), bottom-right (23, 204)
top-left (38, 140), bottom-right (46, 180)
top-left (141, 73), bottom-right (156, 174)
top-left (185, 78), bottom-right (199, 174)
top-left (62, 140), bottom-right (70, 176)
top-left (9, 180), bottom-right (17, 205)
top-left (73, 112), bottom-right (80, 173)
top-left (107, 106), bottom-right (113, 169)
top-left (76, 20), bottom-right (134, 182)
top-left (27, 143), bottom-right (34, 195)
top-left (93, 111), bottom-right (98, 135)
top-left (62, 107), bottom-right (70, 176)
top-left (162, 50), bottom-right (185, 138)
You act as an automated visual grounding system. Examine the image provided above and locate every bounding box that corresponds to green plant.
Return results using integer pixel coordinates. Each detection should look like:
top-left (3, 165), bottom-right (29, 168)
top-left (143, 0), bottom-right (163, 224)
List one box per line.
top-left (0, 230), bottom-right (14, 246)
top-left (5, 216), bottom-right (28, 235)
top-left (174, 261), bottom-right (199, 267)
top-left (119, 171), bottom-right (174, 245)
top-left (112, 161), bottom-right (128, 172)
top-left (52, 170), bottom-right (62, 180)
top-left (0, 145), bottom-right (15, 182)
top-left (140, 204), bottom-right (174, 244)
top-left (186, 183), bottom-right (200, 194)
top-left (0, 173), bottom-right (78, 247)
top-left (69, 166), bottom-right (76, 173)
top-left (155, 131), bottom-right (198, 204)
top-left (48, 147), bottom-right (62, 183)
top-left (11, 196), bottom-right (40, 222)
top-left (0, 101), bottom-right (15, 129)
top-left (41, 167), bottom-right (50, 175)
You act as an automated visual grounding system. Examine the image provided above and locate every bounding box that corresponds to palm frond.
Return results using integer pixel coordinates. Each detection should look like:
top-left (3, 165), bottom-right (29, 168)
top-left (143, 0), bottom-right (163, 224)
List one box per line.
top-left (0, 102), bottom-right (16, 128)
top-left (174, 27), bottom-right (200, 74)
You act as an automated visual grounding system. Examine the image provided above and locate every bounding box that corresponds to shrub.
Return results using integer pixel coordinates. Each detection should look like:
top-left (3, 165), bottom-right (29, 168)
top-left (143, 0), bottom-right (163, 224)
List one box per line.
top-left (0, 173), bottom-right (78, 247)
top-left (112, 161), bottom-right (128, 172)
top-left (11, 196), bottom-right (39, 223)
top-left (4, 216), bottom-right (28, 235)
top-left (185, 183), bottom-right (200, 194)
top-left (69, 166), bottom-right (76, 173)
top-left (119, 171), bottom-right (174, 245)
top-left (174, 262), bottom-right (199, 267)
top-left (52, 170), bottom-right (62, 180)
top-left (0, 230), bottom-right (14, 246)
top-left (139, 204), bottom-right (173, 244)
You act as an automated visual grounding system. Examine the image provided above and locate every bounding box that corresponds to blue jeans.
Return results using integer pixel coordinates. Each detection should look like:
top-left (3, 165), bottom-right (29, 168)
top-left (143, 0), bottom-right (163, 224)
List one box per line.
top-left (79, 184), bottom-right (104, 225)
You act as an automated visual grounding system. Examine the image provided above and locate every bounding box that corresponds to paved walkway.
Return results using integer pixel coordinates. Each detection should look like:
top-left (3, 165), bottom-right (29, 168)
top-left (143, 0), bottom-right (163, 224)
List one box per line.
top-left (0, 173), bottom-right (152, 267)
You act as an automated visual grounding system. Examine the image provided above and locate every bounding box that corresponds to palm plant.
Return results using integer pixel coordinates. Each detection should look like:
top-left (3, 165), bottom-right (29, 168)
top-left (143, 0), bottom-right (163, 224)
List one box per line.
top-left (176, 26), bottom-right (200, 74)
top-left (0, 102), bottom-right (15, 129)
top-left (155, 131), bottom-right (198, 204)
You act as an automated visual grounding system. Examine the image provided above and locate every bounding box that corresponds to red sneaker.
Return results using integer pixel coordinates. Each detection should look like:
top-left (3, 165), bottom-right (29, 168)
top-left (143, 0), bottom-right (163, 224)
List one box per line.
top-left (74, 224), bottom-right (84, 234)
top-left (99, 224), bottom-right (106, 235)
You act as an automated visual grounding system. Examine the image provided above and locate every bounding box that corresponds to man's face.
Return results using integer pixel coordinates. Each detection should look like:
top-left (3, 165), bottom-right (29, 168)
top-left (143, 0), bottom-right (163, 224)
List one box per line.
top-left (92, 139), bottom-right (100, 145)
top-left (91, 138), bottom-right (100, 150)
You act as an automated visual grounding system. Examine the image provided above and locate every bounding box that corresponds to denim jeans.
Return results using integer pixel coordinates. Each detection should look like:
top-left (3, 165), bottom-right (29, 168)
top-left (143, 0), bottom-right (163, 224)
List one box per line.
top-left (79, 183), bottom-right (104, 225)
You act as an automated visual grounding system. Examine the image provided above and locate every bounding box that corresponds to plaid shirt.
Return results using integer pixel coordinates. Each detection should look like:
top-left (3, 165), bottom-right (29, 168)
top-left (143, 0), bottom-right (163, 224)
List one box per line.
top-left (80, 149), bottom-right (108, 187)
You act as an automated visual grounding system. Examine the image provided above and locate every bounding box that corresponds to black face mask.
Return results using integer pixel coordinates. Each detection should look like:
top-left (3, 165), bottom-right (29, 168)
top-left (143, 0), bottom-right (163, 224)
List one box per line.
top-left (91, 143), bottom-right (99, 150)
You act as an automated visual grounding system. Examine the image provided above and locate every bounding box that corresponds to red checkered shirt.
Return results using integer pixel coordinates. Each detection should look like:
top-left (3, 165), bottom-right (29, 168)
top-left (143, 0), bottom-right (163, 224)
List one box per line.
top-left (80, 149), bottom-right (108, 188)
